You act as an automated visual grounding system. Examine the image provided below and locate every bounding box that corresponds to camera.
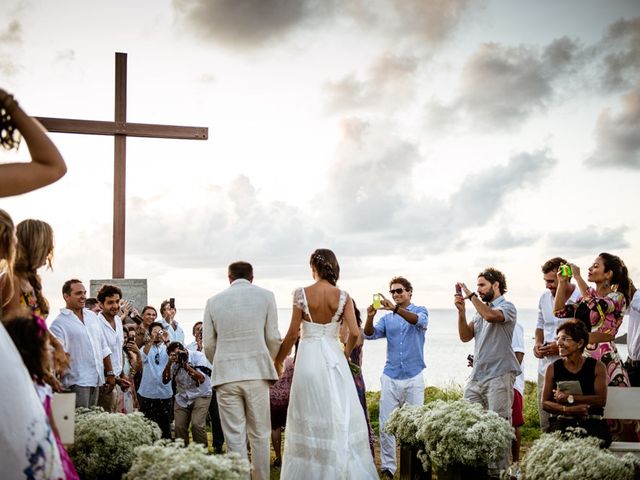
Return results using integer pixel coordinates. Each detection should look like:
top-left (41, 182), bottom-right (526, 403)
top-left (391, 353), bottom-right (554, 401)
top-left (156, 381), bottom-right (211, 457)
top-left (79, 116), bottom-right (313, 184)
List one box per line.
top-left (177, 349), bottom-right (189, 366)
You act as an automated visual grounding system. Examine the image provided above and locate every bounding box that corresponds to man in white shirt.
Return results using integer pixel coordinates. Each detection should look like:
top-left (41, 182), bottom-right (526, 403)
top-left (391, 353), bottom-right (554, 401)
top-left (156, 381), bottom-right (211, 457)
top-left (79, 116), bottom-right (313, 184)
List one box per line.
top-left (532, 257), bottom-right (580, 431)
top-left (163, 341), bottom-right (212, 447)
top-left (50, 279), bottom-right (115, 408)
top-left (626, 286), bottom-right (640, 387)
top-left (160, 298), bottom-right (185, 343)
top-left (96, 284), bottom-right (132, 412)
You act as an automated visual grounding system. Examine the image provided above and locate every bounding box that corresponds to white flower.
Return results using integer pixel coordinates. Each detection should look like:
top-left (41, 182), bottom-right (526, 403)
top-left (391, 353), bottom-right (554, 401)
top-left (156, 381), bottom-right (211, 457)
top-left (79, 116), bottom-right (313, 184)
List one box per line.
top-left (124, 442), bottom-right (251, 480)
top-left (385, 399), bottom-right (513, 470)
top-left (69, 407), bottom-right (161, 479)
top-left (522, 430), bottom-right (639, 480)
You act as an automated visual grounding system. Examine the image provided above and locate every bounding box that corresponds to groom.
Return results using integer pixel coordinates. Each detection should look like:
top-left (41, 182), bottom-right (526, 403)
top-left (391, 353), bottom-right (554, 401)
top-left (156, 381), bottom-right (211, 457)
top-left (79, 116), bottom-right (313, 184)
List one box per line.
top-left (203, 261), bottom-right (281, 480)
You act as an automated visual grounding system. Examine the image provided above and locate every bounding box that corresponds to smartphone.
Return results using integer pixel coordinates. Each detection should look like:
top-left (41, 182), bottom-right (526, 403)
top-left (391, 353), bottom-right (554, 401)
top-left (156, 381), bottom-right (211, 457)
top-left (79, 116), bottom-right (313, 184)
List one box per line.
top-left (373, 294), bottom-right (381, 309)
top-left (455, 283), bottom-right (462, 295)
top-left (169, 297), bottom-right (175, 309)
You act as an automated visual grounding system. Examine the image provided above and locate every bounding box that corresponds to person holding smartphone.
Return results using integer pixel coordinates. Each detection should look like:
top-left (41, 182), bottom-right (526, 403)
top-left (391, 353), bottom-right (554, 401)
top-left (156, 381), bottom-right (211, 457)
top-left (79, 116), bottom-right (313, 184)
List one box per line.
top-left (363, 276), bottom-right (429, 479)
top-left (160, 298), bottom-right (184, 343)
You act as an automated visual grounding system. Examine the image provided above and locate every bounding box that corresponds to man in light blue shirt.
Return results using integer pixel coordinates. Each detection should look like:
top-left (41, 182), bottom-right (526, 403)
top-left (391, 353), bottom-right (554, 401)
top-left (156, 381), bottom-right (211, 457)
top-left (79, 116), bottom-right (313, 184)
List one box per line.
top-left (138, 321), bottom-right (173, 439)
top-left (364, 276), bottom-right (428, 479)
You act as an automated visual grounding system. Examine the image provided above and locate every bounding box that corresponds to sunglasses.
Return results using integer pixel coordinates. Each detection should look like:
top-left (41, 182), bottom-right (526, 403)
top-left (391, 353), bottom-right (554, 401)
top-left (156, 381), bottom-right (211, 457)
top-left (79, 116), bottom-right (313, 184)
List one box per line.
top-left (389, 288), bottom-right (406, 295)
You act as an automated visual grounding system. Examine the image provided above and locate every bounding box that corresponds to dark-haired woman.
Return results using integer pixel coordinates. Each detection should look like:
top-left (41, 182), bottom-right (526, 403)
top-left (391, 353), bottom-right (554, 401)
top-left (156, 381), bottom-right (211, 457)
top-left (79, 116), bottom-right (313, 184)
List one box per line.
top-left (275, 249), bottom-right (378, 479)
top-left (542, 320), bottom-right (610, 446)
top-left (0, 88), bottom-right (67, 197)
top-left (554, 252), bottom-right (638, 440)
top-left (340, 302), bottom-right (375, 458)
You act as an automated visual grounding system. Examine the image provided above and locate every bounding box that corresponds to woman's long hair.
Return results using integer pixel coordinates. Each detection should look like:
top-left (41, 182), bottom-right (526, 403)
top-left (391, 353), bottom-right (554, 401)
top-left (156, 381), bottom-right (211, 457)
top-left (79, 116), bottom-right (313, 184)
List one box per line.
top-left (15, 219), bottom-right (54, 316)
top-left (599, 252), bottom-right (632, 305)
top-left (0, 209), bottom-right (16, 308)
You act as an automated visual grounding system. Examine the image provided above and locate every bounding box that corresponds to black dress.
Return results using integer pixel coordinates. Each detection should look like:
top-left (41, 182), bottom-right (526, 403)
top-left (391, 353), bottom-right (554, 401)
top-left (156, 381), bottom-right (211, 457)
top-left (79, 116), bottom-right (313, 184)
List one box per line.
top-left (548, 357), bottom-right (611, 447)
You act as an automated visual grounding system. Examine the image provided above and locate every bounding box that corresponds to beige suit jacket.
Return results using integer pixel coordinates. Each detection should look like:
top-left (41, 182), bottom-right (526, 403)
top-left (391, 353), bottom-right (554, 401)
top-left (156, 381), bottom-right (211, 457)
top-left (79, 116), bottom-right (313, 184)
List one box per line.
top-left (203, 279), bottom-right (281, 387)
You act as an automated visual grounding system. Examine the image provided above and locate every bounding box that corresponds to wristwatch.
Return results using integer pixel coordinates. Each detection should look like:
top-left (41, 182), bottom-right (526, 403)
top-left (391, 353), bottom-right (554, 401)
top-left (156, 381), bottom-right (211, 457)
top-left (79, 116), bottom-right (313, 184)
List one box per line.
top-left (105, 370), bottom-right (115, 377)
top-left (567, 394), bottom-right (574, 404)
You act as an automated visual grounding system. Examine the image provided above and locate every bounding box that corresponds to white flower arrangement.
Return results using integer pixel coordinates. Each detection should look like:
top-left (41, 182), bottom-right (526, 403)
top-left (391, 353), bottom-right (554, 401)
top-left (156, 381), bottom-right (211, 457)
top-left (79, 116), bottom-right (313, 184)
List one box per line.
top-left (383, 403), bottom-right (430, 446)
top-left (69, 407), bottom-right (161, 479)
top-left (522, 429), bottom-right (640, 480)
top-left (124, 441), bottom-right (251, 480)
top-left (387, 399), bottom-right (513, 471)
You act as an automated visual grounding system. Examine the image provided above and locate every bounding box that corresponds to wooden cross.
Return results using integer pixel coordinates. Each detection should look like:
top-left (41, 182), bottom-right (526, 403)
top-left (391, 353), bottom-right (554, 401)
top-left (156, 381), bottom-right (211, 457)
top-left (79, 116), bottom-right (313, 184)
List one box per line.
top-left (35, 52), bottom-right (208, 279)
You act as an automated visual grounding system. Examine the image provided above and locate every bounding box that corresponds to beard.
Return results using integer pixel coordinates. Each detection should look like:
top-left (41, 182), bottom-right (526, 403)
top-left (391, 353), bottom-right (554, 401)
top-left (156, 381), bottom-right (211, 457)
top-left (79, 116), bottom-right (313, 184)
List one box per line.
top-left (480, 291), bottom-right (495, 303)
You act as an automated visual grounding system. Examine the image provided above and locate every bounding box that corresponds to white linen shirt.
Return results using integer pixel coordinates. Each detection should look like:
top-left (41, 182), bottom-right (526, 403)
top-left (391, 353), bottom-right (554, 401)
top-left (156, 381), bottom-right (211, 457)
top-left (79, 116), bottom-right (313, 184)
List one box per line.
top-left (50, 308), bottom-right (111, 388)
top-left (138, 344), bottom-right (173, 400)
top-left (535, 287), bottom-right (581, 376)
top-left (160, 318), bottom-right (185, 343)
top-left (628, 290), bottom-right (640, 361)
top-left (512, 322), bottom-right (525, 395)
top-left (98, 313), bottom-right (124, 376)
top-left (171, 350), bottom-right (212, 408)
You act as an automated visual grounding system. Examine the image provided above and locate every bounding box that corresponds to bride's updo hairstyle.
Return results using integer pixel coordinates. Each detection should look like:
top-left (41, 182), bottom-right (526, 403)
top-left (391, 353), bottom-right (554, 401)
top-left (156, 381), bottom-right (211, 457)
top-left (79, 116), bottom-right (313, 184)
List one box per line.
top-left (310, 248), bottom-right (340, 286)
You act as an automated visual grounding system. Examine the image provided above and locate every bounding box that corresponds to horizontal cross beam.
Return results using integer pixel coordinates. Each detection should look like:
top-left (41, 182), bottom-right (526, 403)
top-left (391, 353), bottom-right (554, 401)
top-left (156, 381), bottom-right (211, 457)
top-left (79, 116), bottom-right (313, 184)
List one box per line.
top-left (34, 117), bottom-right (208, 140)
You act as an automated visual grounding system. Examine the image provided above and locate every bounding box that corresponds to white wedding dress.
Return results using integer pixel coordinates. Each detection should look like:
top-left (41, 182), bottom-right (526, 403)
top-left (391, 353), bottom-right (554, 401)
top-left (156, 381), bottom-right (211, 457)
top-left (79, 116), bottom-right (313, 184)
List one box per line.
top-left (280, 288), bottom-right (378, 479)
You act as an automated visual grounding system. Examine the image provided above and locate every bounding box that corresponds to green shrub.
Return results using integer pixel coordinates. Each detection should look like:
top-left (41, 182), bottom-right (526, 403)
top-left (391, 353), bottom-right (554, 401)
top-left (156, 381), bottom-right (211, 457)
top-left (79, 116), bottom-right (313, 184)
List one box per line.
top-left (522, 380), bottom-right (541, 443)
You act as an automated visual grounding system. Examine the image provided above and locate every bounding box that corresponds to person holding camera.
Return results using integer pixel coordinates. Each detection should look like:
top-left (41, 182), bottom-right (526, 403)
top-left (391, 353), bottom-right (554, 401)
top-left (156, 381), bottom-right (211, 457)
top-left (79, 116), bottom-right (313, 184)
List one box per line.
top-left (160, 298), bottom-right (185, 343)
top-left (363, 276), bottom-right (428, 479)
top-left (162, 341), bottom-right (212, 447)
top-left (455, 268), bottom-right (521, 472)
top-left (138, 322), bottom-right (173, 438)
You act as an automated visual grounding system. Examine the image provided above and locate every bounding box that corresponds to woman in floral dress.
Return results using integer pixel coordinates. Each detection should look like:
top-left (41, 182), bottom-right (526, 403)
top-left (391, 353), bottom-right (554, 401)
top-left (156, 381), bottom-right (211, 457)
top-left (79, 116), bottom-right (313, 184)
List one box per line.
top-left (554, 252), bottom-right (637, 440)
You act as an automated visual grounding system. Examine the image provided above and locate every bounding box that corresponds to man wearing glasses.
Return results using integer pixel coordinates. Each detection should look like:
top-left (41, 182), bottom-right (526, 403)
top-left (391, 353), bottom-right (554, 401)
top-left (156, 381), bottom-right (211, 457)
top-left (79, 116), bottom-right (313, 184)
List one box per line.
top-left (455, 268), bottom-right (521, 471)
top-left (364, 276), bottom-right (429, 479)
top-left (137, 321), bottom-right (173, 438)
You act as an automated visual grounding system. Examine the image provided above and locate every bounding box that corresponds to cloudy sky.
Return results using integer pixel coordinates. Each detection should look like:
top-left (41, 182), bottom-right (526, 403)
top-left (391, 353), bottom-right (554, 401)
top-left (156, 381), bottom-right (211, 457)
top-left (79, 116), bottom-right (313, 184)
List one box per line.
top-left (1, 0), bottom-right (639, 314)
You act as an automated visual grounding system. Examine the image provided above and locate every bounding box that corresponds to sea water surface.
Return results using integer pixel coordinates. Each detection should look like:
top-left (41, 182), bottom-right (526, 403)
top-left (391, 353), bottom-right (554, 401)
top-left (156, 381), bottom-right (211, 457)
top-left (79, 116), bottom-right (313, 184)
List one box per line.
top-left (175, 308), bottom-right (629, 392)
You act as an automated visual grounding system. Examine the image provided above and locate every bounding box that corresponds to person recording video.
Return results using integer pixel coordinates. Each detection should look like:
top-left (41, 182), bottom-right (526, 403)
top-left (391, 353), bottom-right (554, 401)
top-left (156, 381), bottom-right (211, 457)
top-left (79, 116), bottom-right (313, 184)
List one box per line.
top-left (162, 341), bottom-right (212, 447)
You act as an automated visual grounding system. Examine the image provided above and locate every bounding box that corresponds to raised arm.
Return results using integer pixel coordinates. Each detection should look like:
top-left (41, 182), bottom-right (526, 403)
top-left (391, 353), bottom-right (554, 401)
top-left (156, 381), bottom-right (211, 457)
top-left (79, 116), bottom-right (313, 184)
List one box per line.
top-left (455, 292), bottom-right (474, 342)
top-left (0, 89), bottom-right (67, 197)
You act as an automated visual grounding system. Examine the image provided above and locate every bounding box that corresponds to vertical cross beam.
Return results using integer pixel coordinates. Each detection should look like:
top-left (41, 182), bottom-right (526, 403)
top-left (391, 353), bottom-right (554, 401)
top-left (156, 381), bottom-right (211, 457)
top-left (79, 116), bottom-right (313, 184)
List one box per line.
top-left (113, 52), bottom-right (127, 278)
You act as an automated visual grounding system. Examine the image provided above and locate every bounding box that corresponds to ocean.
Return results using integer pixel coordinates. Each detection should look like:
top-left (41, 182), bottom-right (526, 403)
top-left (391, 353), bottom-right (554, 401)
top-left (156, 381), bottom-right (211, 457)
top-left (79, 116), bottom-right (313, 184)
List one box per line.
top-left (175, 308), bottom-right (629, 392)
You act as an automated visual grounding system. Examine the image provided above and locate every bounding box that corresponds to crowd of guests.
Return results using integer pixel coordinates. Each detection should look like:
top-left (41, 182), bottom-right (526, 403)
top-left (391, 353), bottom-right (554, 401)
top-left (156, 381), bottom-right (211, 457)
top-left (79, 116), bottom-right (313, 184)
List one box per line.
top-left (2, 87), bottom-right (640, 480)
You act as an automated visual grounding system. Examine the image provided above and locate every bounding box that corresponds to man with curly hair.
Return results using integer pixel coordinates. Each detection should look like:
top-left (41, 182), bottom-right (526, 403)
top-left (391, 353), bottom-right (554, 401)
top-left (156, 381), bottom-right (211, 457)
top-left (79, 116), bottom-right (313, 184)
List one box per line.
top-left (455, 268), bottom-right (521, 470)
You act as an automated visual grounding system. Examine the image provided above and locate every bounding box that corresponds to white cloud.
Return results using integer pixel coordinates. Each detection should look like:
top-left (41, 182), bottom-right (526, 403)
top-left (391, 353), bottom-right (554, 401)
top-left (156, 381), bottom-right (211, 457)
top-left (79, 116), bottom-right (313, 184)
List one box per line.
top-left (547, 226), bottom-right (629, 252)
top-left (598, 17), bottom-right (640, 91)
top-left (586, 84), bottom-right (640, 169)
top-left (425, 37), bottom-right (583, 131)
top-left (323, 52), bottom-right (418, 114)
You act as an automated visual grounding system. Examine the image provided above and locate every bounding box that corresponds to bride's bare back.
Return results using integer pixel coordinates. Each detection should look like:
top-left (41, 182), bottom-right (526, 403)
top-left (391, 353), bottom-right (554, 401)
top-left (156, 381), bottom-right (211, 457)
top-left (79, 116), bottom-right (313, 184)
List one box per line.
top-left (301, 283), bottom-right (344, 324)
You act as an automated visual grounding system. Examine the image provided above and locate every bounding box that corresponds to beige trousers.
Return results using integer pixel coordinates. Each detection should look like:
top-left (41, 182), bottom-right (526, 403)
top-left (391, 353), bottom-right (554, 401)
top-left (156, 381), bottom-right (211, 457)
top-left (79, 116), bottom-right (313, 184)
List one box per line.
top-left (216, 380), bottom-right (271, 480)
top-left (174, 395), bottom-right (212, 447)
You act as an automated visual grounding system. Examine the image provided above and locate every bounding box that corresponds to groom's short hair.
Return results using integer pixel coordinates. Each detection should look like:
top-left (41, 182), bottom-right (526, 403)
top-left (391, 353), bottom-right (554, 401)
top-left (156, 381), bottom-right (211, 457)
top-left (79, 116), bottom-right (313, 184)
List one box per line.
top-left (228, 261), bottom-right (253, 281)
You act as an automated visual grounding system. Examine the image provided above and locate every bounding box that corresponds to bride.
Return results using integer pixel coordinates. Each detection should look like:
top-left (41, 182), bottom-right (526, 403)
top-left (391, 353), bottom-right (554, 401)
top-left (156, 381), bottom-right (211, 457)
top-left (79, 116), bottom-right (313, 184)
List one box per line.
top-left (275, 249), bottom-right (378, 479)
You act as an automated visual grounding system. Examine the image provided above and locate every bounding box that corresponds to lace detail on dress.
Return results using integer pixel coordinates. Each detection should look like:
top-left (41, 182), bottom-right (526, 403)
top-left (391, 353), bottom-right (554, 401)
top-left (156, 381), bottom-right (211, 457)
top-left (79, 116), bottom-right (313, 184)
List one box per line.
top-left (292, 288), bottom-right (306, 312)
top-left (293, 288), bottom-right (348, 324)
top-left (330, 290), bottom-right (348, 323)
